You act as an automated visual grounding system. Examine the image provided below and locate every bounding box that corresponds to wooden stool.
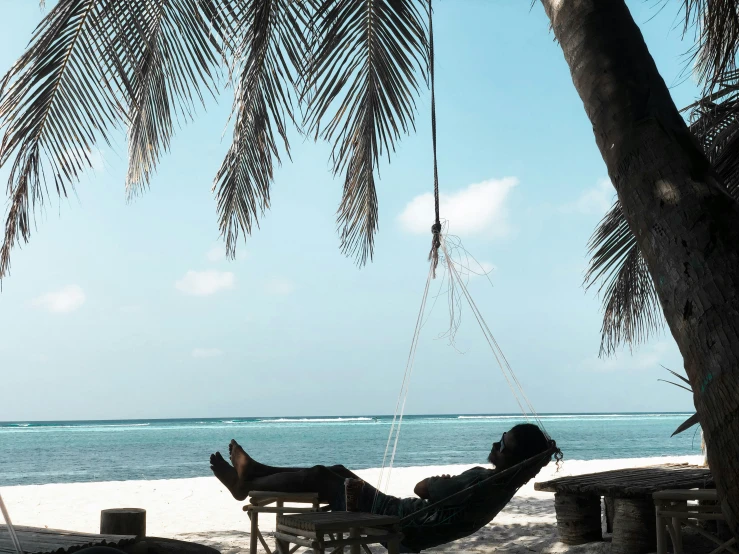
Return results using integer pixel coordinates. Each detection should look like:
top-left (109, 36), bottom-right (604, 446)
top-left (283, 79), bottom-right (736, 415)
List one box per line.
top-left (275, 511), bottom-right (402, 554)
top-left (654, 489), bottom-right (736, 554)
top-left (244, 491), bottom-right (327, 554)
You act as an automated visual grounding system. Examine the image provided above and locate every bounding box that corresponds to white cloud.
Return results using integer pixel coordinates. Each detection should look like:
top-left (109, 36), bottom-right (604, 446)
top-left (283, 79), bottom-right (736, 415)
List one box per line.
top-left (66, 147), bottom-right (105, 173)
top-left (206, 244), bottom-right (248, 262)
top-left (562, 178), bottom-right (615, 215)
top-left (580, 341), bottom-right (671, 373)
top-left (265, 278), bottom-right (296, 296)
top-left (192, 348), bottom-right (223, 358)
top-left (398, 177), bottom-right (518, 237)
top-left (469, 261), bottom-right (496, 279)
top-left (32, 285), bottom-right (85, 313)
top-left (175, 270), bottom-right (235, 296)
top-left (206, 244), bottom-right (226, 262)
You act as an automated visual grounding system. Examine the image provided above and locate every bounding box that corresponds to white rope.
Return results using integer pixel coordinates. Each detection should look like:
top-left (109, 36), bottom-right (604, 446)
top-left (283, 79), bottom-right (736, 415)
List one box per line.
top-left (375, 232), bottom-right (549, 506)
top-left (440, 237), bottom-right (548, 434)
top-left (374, 262), bottom-right (435, 503)
top-left (0, 492), bottom-right (23, 554)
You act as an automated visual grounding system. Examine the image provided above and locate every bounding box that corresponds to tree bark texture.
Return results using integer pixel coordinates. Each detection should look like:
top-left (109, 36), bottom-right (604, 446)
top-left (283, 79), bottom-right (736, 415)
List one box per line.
top-left (540, 0), bottom-right (739, 539)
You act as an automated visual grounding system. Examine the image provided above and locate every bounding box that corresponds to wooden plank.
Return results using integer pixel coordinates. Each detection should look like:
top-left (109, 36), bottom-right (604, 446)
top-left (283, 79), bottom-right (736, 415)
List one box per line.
top-left (534, 466), bottom-right (712, 497)
top-left (0, 525), bottom-right (135, 554)
top-left (250, 492), bottom-right (320, 501)
top-left (654, 489), bottom-right (718, 501)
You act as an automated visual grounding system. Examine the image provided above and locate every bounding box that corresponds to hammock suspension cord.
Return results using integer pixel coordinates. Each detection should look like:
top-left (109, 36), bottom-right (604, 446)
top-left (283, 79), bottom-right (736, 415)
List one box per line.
top-left (374, 0), bottom-right (548, 500)
top-left (0, 492), bottom-right (23, 554)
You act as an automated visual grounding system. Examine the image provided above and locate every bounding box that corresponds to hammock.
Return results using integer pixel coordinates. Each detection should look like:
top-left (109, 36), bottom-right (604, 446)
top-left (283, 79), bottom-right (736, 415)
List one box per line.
top-left (371, 4), bottom-right (562, 552)
top-left (396, 446), bottom-right (558, 553)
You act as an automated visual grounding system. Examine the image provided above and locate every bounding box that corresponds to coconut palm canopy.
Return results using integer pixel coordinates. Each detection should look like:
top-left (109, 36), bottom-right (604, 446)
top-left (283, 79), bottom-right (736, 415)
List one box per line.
top-left (0, 0), bottom-right (738, 357)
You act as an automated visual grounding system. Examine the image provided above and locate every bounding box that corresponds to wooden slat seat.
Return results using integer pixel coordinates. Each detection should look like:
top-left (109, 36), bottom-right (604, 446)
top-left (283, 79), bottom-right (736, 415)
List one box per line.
top-left (277, 512), bottom-right (400, 533)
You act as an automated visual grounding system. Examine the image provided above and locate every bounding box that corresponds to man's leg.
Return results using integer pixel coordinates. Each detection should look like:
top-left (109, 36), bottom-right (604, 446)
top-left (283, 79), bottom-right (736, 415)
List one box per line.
top-left (211, 440), bottom-right (350, 503)
top-left (216, 439), bottom-right (362, 480)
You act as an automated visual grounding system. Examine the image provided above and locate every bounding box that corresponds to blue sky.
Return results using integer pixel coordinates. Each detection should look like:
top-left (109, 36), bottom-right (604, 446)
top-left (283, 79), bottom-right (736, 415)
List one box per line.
top-left (0, 1), bottom-right (700, 420)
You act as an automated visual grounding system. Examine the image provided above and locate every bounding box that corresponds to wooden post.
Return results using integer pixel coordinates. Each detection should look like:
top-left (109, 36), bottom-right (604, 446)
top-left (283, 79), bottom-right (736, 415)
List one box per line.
top-left (387, 525), bottom-right (401, 554)
top-left (553, 493), bottom-right (602, 545)
top-left (349, 527), bottom-right (360, 554)
top-left (100, 508), bottom-right (146, 537)
top-left (604, 496), bottom-right (615, 534)
top-left (611, 498), bottom-right (657, 554)
top-left (250, 508), bottom-right (259, 554)
top-left (655, 502), bottom-right (667, 554)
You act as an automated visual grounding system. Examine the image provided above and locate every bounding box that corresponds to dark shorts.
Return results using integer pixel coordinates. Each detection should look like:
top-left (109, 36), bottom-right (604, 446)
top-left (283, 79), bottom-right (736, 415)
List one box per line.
top-left (331, 481), bottom-right (429, 518)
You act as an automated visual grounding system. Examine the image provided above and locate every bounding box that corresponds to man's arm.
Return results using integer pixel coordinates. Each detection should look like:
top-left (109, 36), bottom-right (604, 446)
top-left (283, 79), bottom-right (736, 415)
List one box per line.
top-left (423, 468), bottom-right (489, 503)
top-left (414, 475), bottom-right (451, 499)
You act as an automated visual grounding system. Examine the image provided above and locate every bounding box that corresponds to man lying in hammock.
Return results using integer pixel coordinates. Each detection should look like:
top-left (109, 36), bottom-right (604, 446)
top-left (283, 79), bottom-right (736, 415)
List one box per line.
top-left (210, 423), bottom-right (555, 552)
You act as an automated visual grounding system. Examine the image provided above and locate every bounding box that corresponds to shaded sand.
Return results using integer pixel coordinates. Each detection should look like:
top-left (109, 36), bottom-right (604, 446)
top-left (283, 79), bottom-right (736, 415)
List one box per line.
top-left (1, 456), bottom-right (703, 553)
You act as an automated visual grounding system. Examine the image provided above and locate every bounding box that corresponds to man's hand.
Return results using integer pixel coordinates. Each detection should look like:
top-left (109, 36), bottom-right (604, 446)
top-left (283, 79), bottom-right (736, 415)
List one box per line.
top-left (414, 478), bottom-right (430, 499)
top-left (414, 475), bottom-right (452, 498)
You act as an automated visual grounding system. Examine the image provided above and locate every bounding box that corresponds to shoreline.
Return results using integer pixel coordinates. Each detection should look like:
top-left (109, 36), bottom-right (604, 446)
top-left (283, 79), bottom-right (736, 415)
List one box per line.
top-left (1, 455), bottom-right (703, 553)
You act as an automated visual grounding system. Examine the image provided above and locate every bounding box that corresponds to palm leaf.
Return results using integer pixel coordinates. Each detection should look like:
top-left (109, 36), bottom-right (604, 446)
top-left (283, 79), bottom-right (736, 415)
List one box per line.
top-left (0, 0), bottom-right (134, 280)
top-left (672, 412), bottom-right (700, 437)
top-left (661, 364), bottom-right (692, 386)
top-left (213, 0), bottom-right (311, 258)
top-left (682, 0), bottom-right (739, 90)
top-left (688, 76), bottom-right (739, 201)
top-left (583, 201), bottom-right (664, 356)
top-left (125, 0), bottom-right (229, 196)
top-left (0, 0), bottom-right (228, 280)
top-left (304, 0), bottom-right (429, 265)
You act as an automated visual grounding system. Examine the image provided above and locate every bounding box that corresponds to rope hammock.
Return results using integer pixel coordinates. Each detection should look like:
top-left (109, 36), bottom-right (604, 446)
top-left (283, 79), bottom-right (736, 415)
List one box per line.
top-left (372, 0), bottom-right (559, 532)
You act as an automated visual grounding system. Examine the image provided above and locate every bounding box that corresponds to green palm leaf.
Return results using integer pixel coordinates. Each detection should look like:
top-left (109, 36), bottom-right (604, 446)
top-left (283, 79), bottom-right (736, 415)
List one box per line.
top-left (304, 0), bottom-right (429, 265)
top-left (213, 0), bottom-right (311, 258)
top-left (585, 78), bottom-right (739, 356)
top-left (583, 201), bottom-right (663, 356)
top-left (125, 0), bottom-right (228, 196)
top-left (0, 0), bottom-right (228, 280)
top-left (682, 0), bottom-right (739, 90)
top-left (0, 0), bottom-right (132, 279)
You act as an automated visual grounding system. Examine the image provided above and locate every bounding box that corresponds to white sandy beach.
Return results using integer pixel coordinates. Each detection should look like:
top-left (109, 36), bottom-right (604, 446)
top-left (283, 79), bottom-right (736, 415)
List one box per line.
top-left (1, 456), bottom-right (703, 554)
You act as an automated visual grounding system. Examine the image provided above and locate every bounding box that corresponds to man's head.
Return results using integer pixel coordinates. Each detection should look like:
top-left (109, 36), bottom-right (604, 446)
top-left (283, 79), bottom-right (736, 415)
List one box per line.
top-left (487, 423), bottom-right (550, 470)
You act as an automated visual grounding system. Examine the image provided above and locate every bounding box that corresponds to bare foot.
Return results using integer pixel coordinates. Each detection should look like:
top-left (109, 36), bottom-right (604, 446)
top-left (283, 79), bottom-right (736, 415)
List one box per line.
top-left (210, 452), bottom-right (247, 501)
top-left (229, 439), bottom-right (255, 482)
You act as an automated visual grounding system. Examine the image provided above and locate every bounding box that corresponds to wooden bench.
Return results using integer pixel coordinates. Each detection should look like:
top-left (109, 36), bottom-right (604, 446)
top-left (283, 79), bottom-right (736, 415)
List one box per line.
top-left (275, 512), bottom-right (402, 554)
top-left (535, 464), bottom-right (713, 554)
top-left (244, 491), bottom-right (328, 554)
top-left (654, 489), bottom-right (736, 554)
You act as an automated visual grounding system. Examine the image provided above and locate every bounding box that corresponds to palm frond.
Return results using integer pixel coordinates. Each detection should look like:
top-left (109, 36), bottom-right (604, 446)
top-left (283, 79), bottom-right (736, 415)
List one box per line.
top-left (0, 0), bottom-right (133, 280)
top-left (661, 364), bottom-right (692, 386)
top-left (683, 0), bottom-right (739, 90)
top-left (125, 0), bottom-right (229, 196)
top-left (658, 379), bottom-right (693, 393)
top-left (689, 77), bottom-right (739, 200)
top-left (583, 201), bottom-right (664, 357)
top-left (213, 0), bottom-right (310, 258)
top-left (672, 412), bottom-right (700, 436)
top-left (0, 0), bottom-right (229, 279)
top-left (304, 0), bottom-right (429, 265)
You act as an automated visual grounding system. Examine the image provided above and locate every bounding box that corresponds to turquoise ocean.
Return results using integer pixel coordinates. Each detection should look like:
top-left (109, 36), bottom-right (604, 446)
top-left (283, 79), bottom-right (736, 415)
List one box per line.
top-left (0, 413), bottom-right (702, 487)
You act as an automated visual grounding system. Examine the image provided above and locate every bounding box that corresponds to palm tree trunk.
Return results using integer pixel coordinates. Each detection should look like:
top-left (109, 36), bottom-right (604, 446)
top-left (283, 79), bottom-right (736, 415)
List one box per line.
top-left (540, 0), bottom-right (739, 538)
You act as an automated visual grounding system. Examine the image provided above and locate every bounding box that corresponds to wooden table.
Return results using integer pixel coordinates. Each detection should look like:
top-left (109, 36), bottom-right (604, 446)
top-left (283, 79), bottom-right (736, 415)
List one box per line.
top-left (534, 464), bottom-right (712, 554)
top-left (0, 525), bottom-right (135, 554)
top-left (275, 511), bottom-right (402, 554)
